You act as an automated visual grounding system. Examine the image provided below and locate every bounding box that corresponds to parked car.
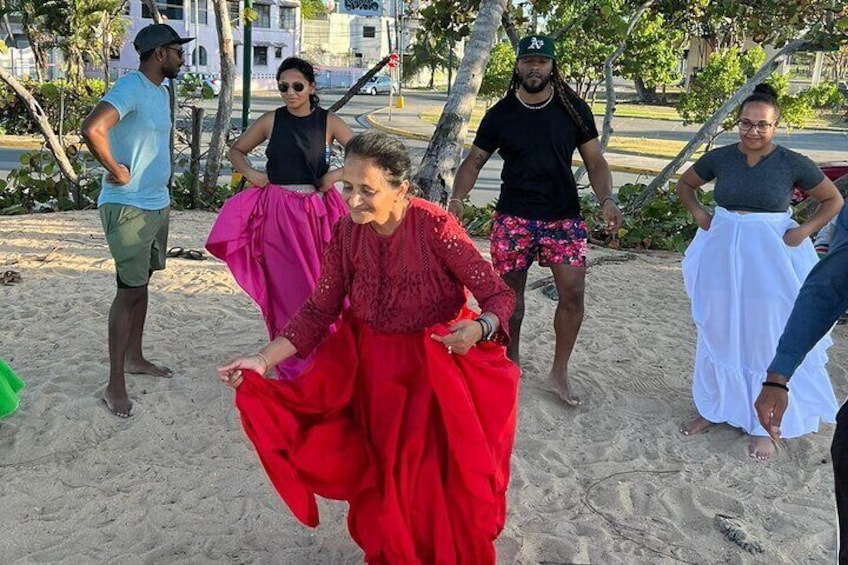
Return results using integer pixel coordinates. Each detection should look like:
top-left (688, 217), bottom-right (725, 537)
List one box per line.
top-left (357, 75), bottom-right (396, 96)
top-left (177, 72), bottom-right (221, 98)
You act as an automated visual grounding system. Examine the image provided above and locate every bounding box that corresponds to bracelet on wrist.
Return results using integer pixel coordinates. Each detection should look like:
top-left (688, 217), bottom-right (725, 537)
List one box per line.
top-left (762, 381), bottom-right (789, 392)
top-left (476, 319), bottom-right (488, 343)
top-left (449, 198), bottom-right (465, 207)
top-left (599, 196), bottom-right (614, 207)
top-left (255, 351), bottom-right (270, 370)
top-left (476, 315), bottom-right (496, 342)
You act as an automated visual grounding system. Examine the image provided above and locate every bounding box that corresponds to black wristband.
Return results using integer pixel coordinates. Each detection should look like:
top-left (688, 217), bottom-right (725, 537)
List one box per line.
top-left (599, 196), bottom-right (614, 207)
top-left (762, 381), bottom-right (789, 392)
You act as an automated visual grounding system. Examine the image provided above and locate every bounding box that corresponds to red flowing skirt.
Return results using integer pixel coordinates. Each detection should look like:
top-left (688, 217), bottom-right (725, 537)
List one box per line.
top-left (234, 309), bottom-right (520, 564)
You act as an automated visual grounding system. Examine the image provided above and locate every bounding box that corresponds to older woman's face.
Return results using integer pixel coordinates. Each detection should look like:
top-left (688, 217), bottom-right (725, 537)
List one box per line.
top-left (737, 101), bottom-right (778, 151)
top-left (341, 155), bottom-right (407, 226)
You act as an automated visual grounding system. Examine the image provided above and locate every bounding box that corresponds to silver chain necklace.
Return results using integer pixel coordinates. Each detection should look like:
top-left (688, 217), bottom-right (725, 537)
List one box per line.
top-left (516, 89), bottom-right (554, 110)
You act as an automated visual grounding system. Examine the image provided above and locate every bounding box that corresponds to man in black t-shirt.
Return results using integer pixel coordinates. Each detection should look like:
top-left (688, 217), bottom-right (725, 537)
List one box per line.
top-left (450, 35), bottom-right (623, 406)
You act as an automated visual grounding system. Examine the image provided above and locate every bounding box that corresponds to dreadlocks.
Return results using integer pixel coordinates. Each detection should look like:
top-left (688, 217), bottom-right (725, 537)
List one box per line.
top-left (507, 62), bottom-right (593, 139)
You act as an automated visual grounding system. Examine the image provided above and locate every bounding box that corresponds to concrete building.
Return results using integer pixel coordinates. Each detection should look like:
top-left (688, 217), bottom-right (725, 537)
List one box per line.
top-left (110, 0), bottom-right (300, 88)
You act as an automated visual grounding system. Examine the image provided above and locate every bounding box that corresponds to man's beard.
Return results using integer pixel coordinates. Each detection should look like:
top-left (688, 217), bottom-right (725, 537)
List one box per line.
top-left (520, 73), bottom-right (551, 94)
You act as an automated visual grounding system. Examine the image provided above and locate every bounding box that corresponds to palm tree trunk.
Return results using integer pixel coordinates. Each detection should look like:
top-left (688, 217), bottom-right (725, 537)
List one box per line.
top-left (414, 0), bottom-right (508, 202)
top-left (203, 0), bottom-right (237, 197)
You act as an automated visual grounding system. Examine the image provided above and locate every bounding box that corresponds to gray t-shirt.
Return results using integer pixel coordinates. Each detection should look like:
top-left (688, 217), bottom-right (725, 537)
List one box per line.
top-left (693, 143), bottom-right (825, 212)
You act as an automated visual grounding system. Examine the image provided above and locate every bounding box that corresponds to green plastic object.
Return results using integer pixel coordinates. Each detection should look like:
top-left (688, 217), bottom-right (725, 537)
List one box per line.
top-left (0, 359), bottom-right (25, 419)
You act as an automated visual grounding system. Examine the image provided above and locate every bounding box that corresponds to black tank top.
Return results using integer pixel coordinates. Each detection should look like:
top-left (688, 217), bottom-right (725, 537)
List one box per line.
top-left (265, 106), bottom-right (329, 186)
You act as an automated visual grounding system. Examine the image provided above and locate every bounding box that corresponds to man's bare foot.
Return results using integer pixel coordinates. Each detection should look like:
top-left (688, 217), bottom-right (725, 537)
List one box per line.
top-left (125, 359), bottom-right (173, 378)
top-left (548, 370), bottom-right (581, 407)
top-left (680, 416), bottom-right (713, 436)
top-left (102, 390), bottom-right (132, 418)
top-left (748, 436), bottom-right (777, 461)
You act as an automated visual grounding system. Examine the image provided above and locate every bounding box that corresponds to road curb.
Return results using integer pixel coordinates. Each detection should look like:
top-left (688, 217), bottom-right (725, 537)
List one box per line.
top-left (0, 136), bottom-right (43, 150)
top-left (366, 108), bottom-right (682, 179)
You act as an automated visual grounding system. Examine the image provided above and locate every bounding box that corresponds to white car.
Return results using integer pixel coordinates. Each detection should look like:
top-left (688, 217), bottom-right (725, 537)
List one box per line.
top-left (358, 75), bottom-right (396, 95)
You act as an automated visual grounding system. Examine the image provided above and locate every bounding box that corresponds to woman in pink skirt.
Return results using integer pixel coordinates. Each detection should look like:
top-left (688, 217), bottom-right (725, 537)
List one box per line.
top-left (207, 57), bottom-right (354, 379)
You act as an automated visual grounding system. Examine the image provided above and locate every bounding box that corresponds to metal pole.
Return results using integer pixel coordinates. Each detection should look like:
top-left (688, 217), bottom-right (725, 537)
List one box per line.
top-left (194, 0), bottom-right (200, 70)
top-left (242, 0), bottom-right (252, 129)
top-left (397, 0), bottom-right (403, 97)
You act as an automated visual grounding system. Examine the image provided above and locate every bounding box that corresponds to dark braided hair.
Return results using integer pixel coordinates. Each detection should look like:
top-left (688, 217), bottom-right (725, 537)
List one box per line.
top-left (507, 61), bottom-right (593, 139)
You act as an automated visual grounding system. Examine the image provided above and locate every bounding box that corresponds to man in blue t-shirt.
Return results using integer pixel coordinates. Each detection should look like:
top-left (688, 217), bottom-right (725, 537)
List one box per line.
top-left (81, 23), bottom-right (193, 418)
top-left (449, 35), bottom-right (623, 406)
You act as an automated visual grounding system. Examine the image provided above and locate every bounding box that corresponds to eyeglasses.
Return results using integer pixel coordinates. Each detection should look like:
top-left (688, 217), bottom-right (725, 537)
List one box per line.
top-left (278, 82), bottom-right (306, 93)
top-left (737, 119), bottom-right (775, 133)
top-left (164, 46), bottom-right (185, 59)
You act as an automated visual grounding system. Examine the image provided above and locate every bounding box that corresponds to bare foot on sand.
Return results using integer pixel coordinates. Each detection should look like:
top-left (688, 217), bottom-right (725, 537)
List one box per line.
top-left (748, 436), bottom-right (777, 461)
top-left (680, 416), bottom-right (713, 436)
top-left (102, 390), bottom-right (132, 418)
top-left (548, 370), bottom-right (581, 407)
top-left (125, 358), bottom-right (173, 378)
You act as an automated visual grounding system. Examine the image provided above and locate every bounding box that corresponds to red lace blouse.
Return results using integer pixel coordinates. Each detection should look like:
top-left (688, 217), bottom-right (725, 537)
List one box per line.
top-left (281, 198), bottom-right (515, 356)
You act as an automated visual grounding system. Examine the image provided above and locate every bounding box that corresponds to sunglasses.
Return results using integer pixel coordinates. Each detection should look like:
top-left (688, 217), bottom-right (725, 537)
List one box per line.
top-left (164, 46), bottom-right (185, 58)
top-left (278, 82), bottom-right (306, 93)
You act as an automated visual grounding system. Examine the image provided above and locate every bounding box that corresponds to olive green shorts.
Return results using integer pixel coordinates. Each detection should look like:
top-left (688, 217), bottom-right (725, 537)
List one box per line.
top-left (99, 204), bottom-right (170, 288)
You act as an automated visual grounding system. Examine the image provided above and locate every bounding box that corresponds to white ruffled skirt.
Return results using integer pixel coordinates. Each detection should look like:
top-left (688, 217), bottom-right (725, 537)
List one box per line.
top-left (682, 207), bottom-right (837, 438)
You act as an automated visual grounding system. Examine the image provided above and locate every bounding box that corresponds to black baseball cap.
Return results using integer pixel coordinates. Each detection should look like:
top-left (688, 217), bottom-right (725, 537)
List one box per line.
top-left (133, 24), bottom-right (194, 55)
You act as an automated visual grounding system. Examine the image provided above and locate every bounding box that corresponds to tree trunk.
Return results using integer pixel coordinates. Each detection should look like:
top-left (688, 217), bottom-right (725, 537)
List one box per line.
top-left (328, 56), bottom-right (390, 112)
top-left (0, 65), bottom-right (78, 185)
top-left (414, 0), bottom-right (507, 202)
top-left (601, 1), bottom-right (652, 150)
top-left (21, 10), bottom-right (50, 82)
top-left (634, 77), bottom-right (657, 103)
top-left (142, 0), bottom-right (162, 20)
top-left (203, 0), bottom-right (236, 196)
top-left (631, 38), bottom-right (811, 212)
top-left (501, 11), bottom-right (519, 48)
top-left (573, 0), bottom-right (653, 183)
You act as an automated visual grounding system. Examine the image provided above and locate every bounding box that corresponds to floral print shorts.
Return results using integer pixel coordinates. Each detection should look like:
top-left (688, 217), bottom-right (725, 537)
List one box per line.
top-left (490, 212), bottom-right (588, 275)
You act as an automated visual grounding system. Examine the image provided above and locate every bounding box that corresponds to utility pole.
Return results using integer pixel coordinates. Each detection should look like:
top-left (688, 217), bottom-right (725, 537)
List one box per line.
top-left (242, 0), bottom-right (253, 129)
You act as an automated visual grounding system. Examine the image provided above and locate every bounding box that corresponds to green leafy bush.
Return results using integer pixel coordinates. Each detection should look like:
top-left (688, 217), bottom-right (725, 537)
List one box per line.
top-left (0, 146), bottom-right (102, 213)
top-left (0, 78), bottom-right (105, 135)
top-left (800, 83), bottom-right (844, 112)
top-left (457, 200), bottom-right (496, 237)
top-left (169, 168), bottom-right (234, 211)
top-left (582, 183), bottom-right (715, 252)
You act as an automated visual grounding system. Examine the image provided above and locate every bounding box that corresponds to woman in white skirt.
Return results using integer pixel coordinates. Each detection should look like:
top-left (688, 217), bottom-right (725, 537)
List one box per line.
top-left (676, 83), bottom-right (844, 460)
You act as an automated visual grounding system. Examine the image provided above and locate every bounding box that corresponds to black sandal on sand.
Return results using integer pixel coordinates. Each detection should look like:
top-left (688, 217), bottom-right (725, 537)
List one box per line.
top-left (181, 249), bottom-right (206, 260)
top-left (166, 247), bottom-right (206, 260)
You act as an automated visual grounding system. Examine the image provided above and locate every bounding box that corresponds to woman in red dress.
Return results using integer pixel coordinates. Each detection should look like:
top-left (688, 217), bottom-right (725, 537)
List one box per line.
top-left (218, 131), bottom-right (520, 564)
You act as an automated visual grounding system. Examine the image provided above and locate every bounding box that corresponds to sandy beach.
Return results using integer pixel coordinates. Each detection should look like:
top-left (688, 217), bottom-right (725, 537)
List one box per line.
top-left (1, 209), bottom-right (846, 564)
